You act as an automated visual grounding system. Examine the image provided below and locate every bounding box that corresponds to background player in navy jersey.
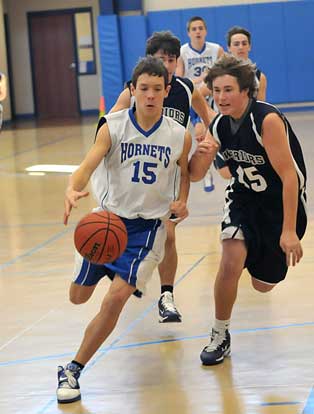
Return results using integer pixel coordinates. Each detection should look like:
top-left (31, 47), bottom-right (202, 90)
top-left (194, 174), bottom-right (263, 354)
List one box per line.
top-left (190, 54), bottom-right (307, 366)
top-left (56, 56), bottom-right (191, 403)
top-left (227, 26), bottom-right (267, 101)
top-left (209, 26), bottom-right (268, 180)
top-left (176, 16), bottom-right (224, 192)
top-left (101, 31), bottom-right (215, 324)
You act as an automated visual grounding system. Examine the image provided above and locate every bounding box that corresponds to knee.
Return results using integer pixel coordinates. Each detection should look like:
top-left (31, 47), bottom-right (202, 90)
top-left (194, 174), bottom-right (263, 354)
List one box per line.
top-left (69, 284), bottom-right (94, 305)
top-left (101, 290), bottom-right (128, 314)
top-left (219, 258), bottom-right (243, 282)
top-left (69, 292), bottom-right (89, 305)
top-left (251, 278), bottom-right (276, 293)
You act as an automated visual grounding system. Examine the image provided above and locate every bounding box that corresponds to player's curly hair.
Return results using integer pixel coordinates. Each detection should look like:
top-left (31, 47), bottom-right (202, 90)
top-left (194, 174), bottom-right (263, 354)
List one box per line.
top-left (204, 53), bottom-right (257, 97)
top-left (146, 31), bottom-right (181, 59)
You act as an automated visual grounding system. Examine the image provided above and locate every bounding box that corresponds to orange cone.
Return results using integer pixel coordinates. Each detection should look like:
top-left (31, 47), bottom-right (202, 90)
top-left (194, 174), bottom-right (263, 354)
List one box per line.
top-left (99, 96), bottom-right (105, 119)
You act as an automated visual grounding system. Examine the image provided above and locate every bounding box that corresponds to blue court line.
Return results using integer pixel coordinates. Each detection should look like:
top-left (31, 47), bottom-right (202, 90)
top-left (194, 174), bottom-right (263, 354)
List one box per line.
top-left (260, 401), bottom-right (300, 406)
top-left (302, 387), bottom-right (314, 413)
top-left (2, 320), bottom-right (314, 368)
top-left (0, 226), bottom-right (74, 271)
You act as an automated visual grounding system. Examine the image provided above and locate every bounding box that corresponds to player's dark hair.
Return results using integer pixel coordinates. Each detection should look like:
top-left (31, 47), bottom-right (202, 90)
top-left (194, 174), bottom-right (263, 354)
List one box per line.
top-left (132, 56), bottom-right (168, 88)
top-left (226, 26), bottom-right (251, 46)
top-left (187, 16), bottom-right (207, 31)
top-left (146, 31), bottom-right (180, 59)
top-left (204, 53), bottom-right (257, 98)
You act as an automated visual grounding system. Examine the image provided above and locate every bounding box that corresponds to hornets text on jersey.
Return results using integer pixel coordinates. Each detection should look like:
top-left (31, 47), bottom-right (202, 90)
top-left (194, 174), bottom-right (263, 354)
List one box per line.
top-left (91, 108), bottom-right (186, 219)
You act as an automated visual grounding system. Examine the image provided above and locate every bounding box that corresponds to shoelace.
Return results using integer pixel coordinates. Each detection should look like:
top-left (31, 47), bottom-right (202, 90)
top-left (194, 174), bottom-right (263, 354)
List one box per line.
top-left (204, 331), bottom-right (225, 352)
top-left (161, 292), bottom-right (177, 312)
top-left (59, 368), bottom-right (79, 388)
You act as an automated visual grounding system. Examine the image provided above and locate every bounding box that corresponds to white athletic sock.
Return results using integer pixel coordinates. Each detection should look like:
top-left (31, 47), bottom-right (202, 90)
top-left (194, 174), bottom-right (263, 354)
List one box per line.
top-left (214, 319), bottom-right (230, 336)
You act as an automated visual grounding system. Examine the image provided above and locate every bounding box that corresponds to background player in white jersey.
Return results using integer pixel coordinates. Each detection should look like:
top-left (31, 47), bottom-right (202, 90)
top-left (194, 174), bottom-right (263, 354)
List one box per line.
top-left (176, 16), bottom-right (224, 85)
top-left (99, 31), bottom-right (214, 324)
top-left (177, 16), bottom-right (224, 192)
top-left (190, 54), bottom-right (307, 366)
top-left (0, 72), bottom-right (7, 131)
top-left (56, 56), bottom-right (191, 404)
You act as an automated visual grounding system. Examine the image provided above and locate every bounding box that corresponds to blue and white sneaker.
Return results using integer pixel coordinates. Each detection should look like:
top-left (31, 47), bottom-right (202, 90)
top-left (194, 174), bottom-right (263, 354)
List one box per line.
top-left (158, 292), bottom-right (182, 323)
top-left (57, 363), bottom-right (81, 404)
top-left (203, 169), bottom-right (215, 192)
top-left (200, 329), bottom-right (231, 365)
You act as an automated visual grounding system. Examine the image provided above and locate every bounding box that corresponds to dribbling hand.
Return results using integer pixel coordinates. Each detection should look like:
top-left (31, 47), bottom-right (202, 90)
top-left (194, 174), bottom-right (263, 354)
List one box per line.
top-left (63, 187), bottom-right (89, 225)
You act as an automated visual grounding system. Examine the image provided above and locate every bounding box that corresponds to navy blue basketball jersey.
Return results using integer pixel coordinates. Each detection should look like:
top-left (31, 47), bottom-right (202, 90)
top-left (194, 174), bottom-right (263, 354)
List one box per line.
top-left (210, 100), bottom-right (307, 206)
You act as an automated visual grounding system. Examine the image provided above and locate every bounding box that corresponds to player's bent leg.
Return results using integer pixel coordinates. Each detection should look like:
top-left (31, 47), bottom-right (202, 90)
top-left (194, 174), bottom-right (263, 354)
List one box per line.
top-left (200, 239), bottom-right (247, 366)
top-left (75, 275), bottom-right (135, 365)
top-left (251, 277), bottom-right (276, 293)
top-left (57, 275), bottom-right (135, 404)
top-left (158, 220), bottom-right (181, 323)
top-left (69, 282), bottom-right (97, 304)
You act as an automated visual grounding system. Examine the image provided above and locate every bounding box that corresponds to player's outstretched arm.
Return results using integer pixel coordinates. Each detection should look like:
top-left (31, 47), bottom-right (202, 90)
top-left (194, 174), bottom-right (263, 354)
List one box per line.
top-left (63, 123), bottom-right (112, 225)
top-left (170, 131), bottom-right (192, 222)
top-left (191, 88), bottom-right (216, 126)
top-left (109, 88), bottom-right (131, 113)
top-left (262, 113), bottom-right (302, 266)
top-left (175, 56), bottom-right (185, 77)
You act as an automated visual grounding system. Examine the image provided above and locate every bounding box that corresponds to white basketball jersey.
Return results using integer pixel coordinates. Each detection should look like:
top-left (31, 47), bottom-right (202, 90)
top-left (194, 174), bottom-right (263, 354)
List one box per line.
top-left (91, 109), bottom-right (185, 220)
top-left (180, 42), bottom-right (220, 81)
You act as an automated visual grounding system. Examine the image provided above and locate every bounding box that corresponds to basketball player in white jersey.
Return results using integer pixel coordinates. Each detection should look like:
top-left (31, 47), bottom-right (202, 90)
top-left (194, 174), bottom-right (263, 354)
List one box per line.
top-left (176, 16), bottom-right (224, 85)
top-left (56, 56), bottom-right (191, 404)
top-left (0, 72), bottom-right (7, 131)
top-left (177, 16), bottom-right (224, 192)
top-left (99, 31), bottom-right (214, 325)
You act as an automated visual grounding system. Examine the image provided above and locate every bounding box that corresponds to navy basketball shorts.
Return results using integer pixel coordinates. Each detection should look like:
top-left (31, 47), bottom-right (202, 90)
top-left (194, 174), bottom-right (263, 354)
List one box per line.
top-left (73, 217), bottom-right (166, 296)
top-left (221, 191), bottom-right (307, 284)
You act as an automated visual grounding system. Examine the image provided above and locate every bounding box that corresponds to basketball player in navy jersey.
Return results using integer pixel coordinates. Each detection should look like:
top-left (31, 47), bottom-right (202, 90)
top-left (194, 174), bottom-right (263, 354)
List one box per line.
top-left (207, 27), bottom-right (268, 180)
top-left (100, 31), bottom-right (215, 324)
top-left (57, 56), bottom-right (191, 403)
top-left (227, 26), bottom-right (267, 101)
top-left (190, 54), bottom-right (307, 366)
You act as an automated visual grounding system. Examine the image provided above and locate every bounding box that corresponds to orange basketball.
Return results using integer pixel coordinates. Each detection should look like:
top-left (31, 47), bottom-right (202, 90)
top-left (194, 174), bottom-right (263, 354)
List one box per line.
top-left (74, 211), bottom-right (128, 264)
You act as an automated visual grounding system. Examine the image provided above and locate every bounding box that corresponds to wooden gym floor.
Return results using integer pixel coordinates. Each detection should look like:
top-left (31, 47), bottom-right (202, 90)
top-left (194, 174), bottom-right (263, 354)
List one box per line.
top-left (0, 111), bottom-right (314, 414)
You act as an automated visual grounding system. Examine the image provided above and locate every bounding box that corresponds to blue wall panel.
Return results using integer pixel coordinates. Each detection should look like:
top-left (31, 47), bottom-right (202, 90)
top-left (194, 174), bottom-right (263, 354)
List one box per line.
top-left (119, 15), bottom-right (147, 82)
top-left (147, 10), bottom-right (183, 39)
top-left (98, 15), bottom-right (123, 111)
top-left (249, 2), bottom-right (288, 103)
top-left (283, 1), bottom-right (314, 101)
top-left (180, 7), bottom-right (218, 44)
top-left (214, 5), bottom-right (250, 50)
top-left (97, 1), bottom-right (314, 106)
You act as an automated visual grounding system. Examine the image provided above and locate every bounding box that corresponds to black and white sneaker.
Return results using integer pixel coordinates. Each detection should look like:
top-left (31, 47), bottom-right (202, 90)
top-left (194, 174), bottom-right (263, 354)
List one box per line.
top-left (158, 292), bottom-right (182, 323)
top-left (57, 363), bottom-right (81, 404)
top-left (200, 329), bottom-right (231, 365)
